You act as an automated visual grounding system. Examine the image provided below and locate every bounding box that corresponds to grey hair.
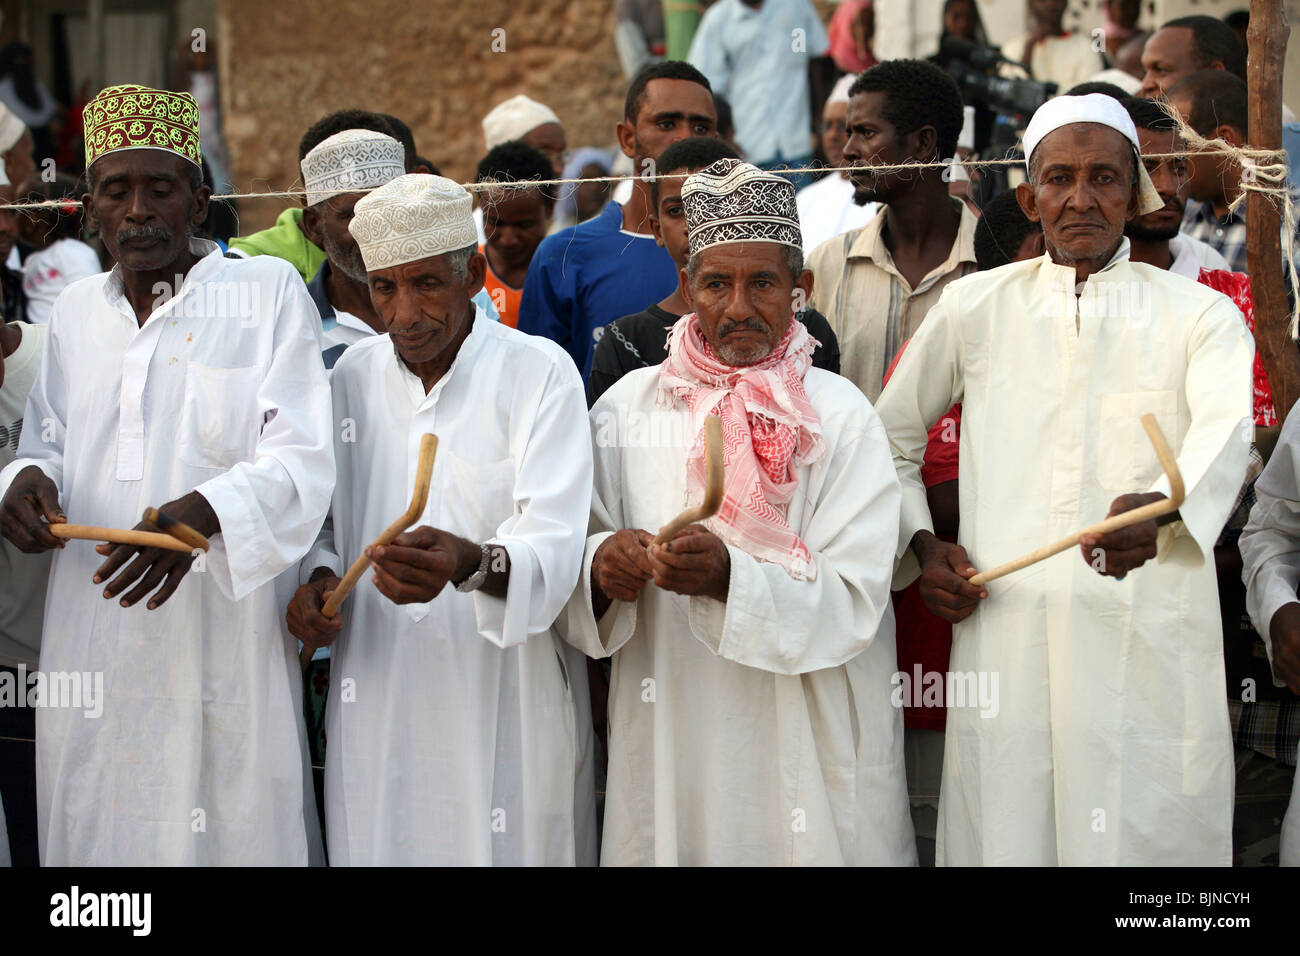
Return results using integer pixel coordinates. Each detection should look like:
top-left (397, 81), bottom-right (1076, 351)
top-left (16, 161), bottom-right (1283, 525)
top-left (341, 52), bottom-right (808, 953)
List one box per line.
top-left (444, 243), bottom-right (478, 283)
top-left (685, 243), bottom-right (804, 283)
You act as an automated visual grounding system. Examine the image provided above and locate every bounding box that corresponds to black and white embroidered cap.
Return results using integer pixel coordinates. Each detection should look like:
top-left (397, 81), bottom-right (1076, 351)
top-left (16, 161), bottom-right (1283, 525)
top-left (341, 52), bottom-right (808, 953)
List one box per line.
top-left (681, 158), bottom-right (802, 257)
top-left (301, 129), bottom-right (406, 207)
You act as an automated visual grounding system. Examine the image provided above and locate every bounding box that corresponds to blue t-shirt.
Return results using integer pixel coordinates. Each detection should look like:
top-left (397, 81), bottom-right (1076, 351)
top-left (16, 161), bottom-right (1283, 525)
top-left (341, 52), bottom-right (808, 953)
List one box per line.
top-left (518, 202), bottom-right (678, 381)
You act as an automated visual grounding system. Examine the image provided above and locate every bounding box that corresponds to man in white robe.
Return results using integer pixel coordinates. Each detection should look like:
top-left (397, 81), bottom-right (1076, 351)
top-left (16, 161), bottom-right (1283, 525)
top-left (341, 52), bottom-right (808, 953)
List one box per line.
top-left (1240, 404), bottom-right (1300, 867)
top-left (876, 94), bottom-right (1253, 865)
top-left (0, 84), bottom-right (334, 865)
top-left (286, 174), bottom-right (596, 866)
top-left (559, 158), bottom-right (915, 866)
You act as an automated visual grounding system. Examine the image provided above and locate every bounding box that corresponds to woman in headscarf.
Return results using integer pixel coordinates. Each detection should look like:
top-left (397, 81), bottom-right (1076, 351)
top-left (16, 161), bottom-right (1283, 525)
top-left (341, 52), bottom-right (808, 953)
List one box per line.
top-left (827, 0), bottom-right (876, 75)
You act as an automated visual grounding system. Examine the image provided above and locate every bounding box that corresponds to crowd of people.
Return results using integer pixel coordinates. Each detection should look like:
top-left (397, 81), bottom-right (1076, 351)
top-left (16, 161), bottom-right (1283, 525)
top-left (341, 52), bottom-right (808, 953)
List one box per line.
top-left (0, 1), bottom-right (1297, 868)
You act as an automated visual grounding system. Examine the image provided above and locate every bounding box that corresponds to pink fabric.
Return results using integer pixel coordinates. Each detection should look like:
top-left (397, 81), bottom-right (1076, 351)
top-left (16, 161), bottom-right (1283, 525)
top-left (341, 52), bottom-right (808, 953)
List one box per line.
top-left (1197, 268), bottom-right (1277, 428)
top-left (657, 312), bottom-right (825, 580)
top-left (828, 0), bottom-right (876, 74)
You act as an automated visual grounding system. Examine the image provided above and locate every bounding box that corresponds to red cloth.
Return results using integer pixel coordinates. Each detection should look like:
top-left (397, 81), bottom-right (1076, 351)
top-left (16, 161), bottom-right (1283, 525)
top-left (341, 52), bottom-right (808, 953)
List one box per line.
top-left (657, 314), bottom-right (825, 580)
top-left (1196, 269), bottom-right (1277, 427)
top-left (883, 343), bottom-right (959, 731)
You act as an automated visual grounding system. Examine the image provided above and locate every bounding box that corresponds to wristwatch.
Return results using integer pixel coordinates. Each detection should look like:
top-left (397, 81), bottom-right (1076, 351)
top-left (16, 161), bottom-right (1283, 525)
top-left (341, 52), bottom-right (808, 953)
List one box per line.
top-left (454, 543), bottom-right (492, 593)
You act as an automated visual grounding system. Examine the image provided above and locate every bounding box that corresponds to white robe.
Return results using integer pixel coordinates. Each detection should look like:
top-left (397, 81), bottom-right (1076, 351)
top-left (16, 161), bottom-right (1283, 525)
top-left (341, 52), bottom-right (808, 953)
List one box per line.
top-left (876, 242), bottom-right (1253, 865)
top-left (0, 240), bottom-right (335, 865)
top-left (308, 315), bottom-right (596, 865)
top-left (558, 366), bottom-right (916, 866)
top-left (1239, 403), bottom-right (1300, 867)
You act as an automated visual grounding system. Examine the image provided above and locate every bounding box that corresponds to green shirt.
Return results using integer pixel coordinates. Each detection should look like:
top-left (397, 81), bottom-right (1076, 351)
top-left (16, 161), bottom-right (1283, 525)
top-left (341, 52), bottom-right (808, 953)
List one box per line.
top-left (227, 207), bottom-right (326, 283)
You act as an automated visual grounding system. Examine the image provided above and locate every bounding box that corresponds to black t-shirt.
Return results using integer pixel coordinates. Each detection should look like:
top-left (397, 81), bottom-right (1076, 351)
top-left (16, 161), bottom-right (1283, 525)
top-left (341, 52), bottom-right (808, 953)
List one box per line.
top-left (587, 304), bottom-right (842, 406)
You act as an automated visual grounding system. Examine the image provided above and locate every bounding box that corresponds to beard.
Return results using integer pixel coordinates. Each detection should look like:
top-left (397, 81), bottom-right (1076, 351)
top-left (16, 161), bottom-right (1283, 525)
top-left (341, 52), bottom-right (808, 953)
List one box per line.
top-left (1125, 218), bottom-right (1181, 242)
top-left (714, 316), bottom-right (775, 367)
top-left (321, 229), bottom-right (368, 284)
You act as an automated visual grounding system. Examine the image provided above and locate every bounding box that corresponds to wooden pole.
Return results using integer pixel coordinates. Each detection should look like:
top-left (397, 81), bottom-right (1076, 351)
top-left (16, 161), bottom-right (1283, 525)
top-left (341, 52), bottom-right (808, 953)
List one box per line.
top-left (654, 416), bottom-right (725, 545)
top-left (1246, 0), bottom-right (1298, 436)
top-left (47, 525), bottom-right (196, 553)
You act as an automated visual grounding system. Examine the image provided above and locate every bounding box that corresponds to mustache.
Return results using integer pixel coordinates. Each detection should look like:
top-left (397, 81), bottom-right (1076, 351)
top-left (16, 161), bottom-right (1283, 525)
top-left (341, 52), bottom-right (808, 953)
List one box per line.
top-left (717, 317), bottom-right (770, 337)
top-left (116, 224), bottom-right (172, 245)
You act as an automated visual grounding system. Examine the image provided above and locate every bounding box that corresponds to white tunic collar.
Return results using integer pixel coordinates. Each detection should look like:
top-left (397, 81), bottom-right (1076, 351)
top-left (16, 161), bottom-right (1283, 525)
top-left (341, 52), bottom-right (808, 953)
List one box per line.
top-left (392, 302), bottom-right (490, 409)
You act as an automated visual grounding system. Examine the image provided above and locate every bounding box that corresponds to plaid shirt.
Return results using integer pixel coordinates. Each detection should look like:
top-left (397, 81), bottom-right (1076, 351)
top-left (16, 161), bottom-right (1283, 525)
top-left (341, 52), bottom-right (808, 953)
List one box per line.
top-left (1184, 195), bottom-right (1300, 278)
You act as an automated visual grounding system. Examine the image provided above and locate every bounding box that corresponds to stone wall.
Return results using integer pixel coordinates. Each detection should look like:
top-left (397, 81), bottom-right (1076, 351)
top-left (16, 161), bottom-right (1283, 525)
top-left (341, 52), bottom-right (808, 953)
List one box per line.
top-left (219, 0), bottom-right (633, 232)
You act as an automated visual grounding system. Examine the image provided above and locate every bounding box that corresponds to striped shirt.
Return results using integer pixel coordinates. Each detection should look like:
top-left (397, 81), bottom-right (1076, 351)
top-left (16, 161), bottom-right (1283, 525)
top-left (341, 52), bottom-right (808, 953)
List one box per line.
top-left (807, 199), bottom-right (978, 402)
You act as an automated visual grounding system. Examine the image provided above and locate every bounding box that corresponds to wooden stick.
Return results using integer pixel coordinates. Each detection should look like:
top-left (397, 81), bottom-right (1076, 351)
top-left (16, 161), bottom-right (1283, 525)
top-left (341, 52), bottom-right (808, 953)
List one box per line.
top-left (47, 524), bottom-right (196, 553)
top-left (299, 434), bottom-right (438, 671)
top-left (968, 415), bottom-right (1184, 587)
top-left (655, 415), bottom-right (725, 545)
top-left (1245, 0), bottom-right (1298, 431)
top-left (142, 507), bottom-right (210, 552)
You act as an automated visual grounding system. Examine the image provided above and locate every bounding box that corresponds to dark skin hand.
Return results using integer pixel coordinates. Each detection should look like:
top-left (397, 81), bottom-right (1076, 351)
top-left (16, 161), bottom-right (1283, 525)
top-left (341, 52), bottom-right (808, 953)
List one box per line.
top-left (591, 528), bottom-right (656, 620)
top-left (1078, 492), bottom-right (1172, 579)
top-left (93, 490), bottom-right (220, 609)
top-left (1267, 603), bottom-right (1300, 694)
top-left (0, 465), bottom-right (68, 553)
top-left (912, 529), bottom-right (986, 624)
top-left (367, 526), bottom-right (509, 603)
top-left (286, 568), bottom-right (344, 654)
top-left (591, 524), bottom-right (731, 620)
top-left (646, 524), bottom-right (731, 601)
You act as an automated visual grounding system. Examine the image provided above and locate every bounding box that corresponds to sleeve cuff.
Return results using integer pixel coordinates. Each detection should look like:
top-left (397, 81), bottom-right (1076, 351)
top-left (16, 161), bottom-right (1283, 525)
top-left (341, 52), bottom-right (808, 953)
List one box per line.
top-left (300, 548), bottom-right (342, 587)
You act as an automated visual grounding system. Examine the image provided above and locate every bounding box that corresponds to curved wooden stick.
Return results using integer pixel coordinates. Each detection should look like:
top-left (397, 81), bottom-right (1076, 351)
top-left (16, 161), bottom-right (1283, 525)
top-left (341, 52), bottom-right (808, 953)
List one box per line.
top-left (142, 507), bottom-right (210, 552)
top-left (655, 415), bottom-right (725, 545)
top-left (48, 524), bottom-right (196, 553)
top-left (299, 434), bottom-right (438, 671)
top-left (968, 415), bottom-right (1184, 587)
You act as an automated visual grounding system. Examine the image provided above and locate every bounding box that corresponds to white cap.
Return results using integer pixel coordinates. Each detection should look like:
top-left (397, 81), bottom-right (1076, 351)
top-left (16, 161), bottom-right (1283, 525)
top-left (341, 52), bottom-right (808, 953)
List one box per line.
top-left (301, 129), bottom-right (406, 206)
top-left (826, 73), bottom-right (857, 107)
top-left (1022, 93), bottom-right (1163, 215)
top-left (349, 173), bottom-right (479, 272)
top-left (482, 94), bottom-right (561, 150)
top-left (0, 103), bottom-right (25, 154)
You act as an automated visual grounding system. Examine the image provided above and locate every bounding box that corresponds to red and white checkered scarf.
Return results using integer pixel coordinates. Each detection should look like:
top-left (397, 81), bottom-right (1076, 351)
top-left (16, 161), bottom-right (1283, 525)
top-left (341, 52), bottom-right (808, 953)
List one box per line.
top-left (657, 312), bottom-right (825, 580)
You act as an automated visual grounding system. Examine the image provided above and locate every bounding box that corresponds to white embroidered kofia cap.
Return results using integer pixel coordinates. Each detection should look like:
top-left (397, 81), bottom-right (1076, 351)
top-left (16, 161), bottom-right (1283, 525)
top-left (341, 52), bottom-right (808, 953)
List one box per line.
top-left (348, 173), bottom-right (479, 272)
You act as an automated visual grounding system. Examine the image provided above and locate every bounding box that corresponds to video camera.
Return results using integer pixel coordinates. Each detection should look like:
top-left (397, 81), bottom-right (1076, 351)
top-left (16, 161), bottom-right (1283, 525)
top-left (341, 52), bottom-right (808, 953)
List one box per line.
top-left (938, 36), bottom-right (1057, 120)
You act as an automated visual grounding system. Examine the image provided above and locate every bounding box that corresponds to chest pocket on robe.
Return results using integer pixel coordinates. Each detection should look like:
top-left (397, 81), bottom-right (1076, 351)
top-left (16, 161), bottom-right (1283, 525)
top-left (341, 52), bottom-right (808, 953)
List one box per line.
top-left (177, 363), bottom-right (264, 471)
top-left (440, 451), bottom-right (517, 543)
top-left (1096, 390), bottom-right (1178, 492)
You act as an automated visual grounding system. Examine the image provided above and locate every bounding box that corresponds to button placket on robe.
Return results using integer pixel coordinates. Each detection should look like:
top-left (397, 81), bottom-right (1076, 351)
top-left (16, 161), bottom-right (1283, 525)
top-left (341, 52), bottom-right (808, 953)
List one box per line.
top-left (110, 279), bottom-right (192, 482)
top-left (396, 335), bottom-right (472, 624)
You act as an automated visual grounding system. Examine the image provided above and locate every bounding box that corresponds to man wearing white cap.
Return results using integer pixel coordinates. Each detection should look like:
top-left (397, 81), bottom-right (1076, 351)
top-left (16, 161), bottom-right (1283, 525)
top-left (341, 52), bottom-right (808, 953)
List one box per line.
top-left (877, 93), bottom-right (1254, 865)
top-left (476, 94), bottom-right (566, 247)
top-left (794, 73), bottom-right (878, 255)
top-left (559, 157), bottom-right (915, 865)
top-left (481, 94), bottom-right (567, 178)
top-left (286, 174), bottom-right (596, 865)
top-left (299, 128), bottom-right (409, 369)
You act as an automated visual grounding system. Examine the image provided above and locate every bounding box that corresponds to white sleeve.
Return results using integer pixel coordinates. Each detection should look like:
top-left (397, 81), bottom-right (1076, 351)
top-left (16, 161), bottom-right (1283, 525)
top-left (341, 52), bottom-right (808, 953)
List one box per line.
top-left (473, 363), bottom-right (593, 648)
top-left (555, 402), bottom-right (639, 660)
top-left (0, 319), bottom-right (67, 503)
top-left (1147, 297), bottom-right (1254, 563)
top-left (193, 272), bottom-right (336, 601)
top-left (685, 412), bottom-right (901, 675)
top-left (874, 290), bottom-right (966, 588)
top-left (1241, 402), bottom-right (1300, 685)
